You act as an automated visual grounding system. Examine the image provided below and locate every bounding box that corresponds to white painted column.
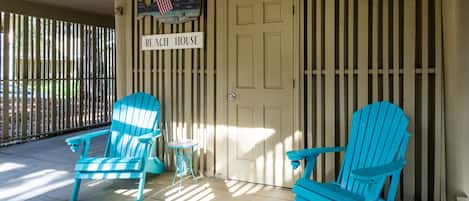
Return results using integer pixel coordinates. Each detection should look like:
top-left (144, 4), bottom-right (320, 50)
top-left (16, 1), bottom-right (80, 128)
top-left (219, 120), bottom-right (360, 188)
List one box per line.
top-left (443, 0), bottom-right (469, 200)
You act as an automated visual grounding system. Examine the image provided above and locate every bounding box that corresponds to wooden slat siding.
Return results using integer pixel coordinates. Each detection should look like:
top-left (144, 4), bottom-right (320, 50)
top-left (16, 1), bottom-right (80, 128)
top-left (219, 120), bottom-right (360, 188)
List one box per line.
top-left (199, 0), bottom-right (206, 175)
top-left (163, 23), bottom-right (173, 168)
top-left (2, 14), bottom-right (10, 140)
top-left (403, 0), bottom-right (416, 200)
top-left (10, 14), bottom-right (15, 139)
top-left (0, 11), bottom-right (115, 146)
top-left (144, 17), bottom-right (151, 93)
top-left (156, 21), bottom-right (165, 160)
top-left (28, 17), bottom-right (33, 135)
top-left (357, 0), bottom-right (368, 107)
top-left (371, 0), bottom-right (379, 102)
top-left (171, 23), bottom-right (178, 169)
top-left (338, 0), bottom-right (347, 164)
top-left (92, 26), bottom-right (97, 124)
top-left (132, 0), bottom-right (137, 92)
top-left (79, 25), bottom-right (84, 127)
top-left (192, 20), bottom-right (200, 173)
top-left (139, 19), bottom-right (144, 92)
top-left (81, 26), bottom-right (90, 125)
top-left (125, 0), bottom-right (444, 194)
top-left (306, 0), bottom-right (314, 162)
top-left (60, 22), bottom-right (64, 130)
top-left (382, 0), bottom-right (391, 197)
top-left (83, 25), bottom-right (88, 126)
top-left (57, 21), bottom-right (61, 130)
top-left (84, 25), bottom-right (89, 125)
top-left (13, 15), bottom-right (19, 139)
top-left (392, 0), bottom-right (400, 105)
top-left (434, 0), bottom-right (446, 199)
top-left (41, 19), bottom-right (46, 133)
top-left (104, 28), bottom-right (107, 121)
top-left (184, 21), bottom-right (193, 142)
top-left (66, 23), bottom-right (71, 129)
top-left (347, 0), bottom-right (355, 129)
top-left (324, 0), bottom-right (335, 181)
top-left (299, 0), bottom-right (444, 200)
top-left (420, 0), bottom-right (429, 199)
top-left (35, 18), bottom-right (42, 135)
top-left (129, 0), bottom-right (217, 175)
top-left (84, 25), bottom-right (88, 125)
top-left (100, 28), bottom-right (103, 122)
top-left (51, 20), bottom-right (57, 131)
top-left (43, 20), bottom-right (48, 133)
top-left (95, 27), bottom-right (99, 124)
top-left (315, 0), bottom-right (324, 182)
top-left (71, 24), bottom-right (75, 127)
top-left (206, 0), bottom-right (216, 175)
top-left (383, 0), bottom-right (390, 102)
top-left (88, 26), bottom-right (92, 125)
top-left (177, 24), bottom-right (183, 142)
top-left (31, 18), bottom-right (35, 134)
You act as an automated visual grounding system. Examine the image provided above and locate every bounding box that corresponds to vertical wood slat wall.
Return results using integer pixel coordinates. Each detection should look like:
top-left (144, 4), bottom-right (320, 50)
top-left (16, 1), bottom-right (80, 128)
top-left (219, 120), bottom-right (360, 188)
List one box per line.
top-left (0, 11), bottom-right (116, 146)
top-left (131, 0), bottom-right (216, 175)
top-left (300, 0), bottom-right (446, 200)
top-left (129, 0), bottom-right (446, 199)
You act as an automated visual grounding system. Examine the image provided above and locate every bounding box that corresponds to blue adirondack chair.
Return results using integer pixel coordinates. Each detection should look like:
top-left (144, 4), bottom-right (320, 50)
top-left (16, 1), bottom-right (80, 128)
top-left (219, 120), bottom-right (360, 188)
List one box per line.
top-left (65, 93), bottom-right (165, 201)
top-left (287, 102), bottom-right (410, 201)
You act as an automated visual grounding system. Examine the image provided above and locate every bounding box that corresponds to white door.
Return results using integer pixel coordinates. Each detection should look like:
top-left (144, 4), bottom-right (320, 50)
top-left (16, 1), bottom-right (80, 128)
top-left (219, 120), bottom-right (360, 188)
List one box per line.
top-left (227, 0), bottom-right (295, 187)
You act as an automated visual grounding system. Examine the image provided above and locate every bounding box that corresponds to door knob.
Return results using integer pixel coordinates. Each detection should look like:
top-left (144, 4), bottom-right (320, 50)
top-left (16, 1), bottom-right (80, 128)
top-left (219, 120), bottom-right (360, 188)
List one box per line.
top-left (228, 91), bottom-right (237, 101)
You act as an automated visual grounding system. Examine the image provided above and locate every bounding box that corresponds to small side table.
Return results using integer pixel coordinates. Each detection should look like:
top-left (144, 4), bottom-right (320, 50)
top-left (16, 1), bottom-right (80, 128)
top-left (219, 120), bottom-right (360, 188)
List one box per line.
top-left (167, 139), bottom-right (198, 187)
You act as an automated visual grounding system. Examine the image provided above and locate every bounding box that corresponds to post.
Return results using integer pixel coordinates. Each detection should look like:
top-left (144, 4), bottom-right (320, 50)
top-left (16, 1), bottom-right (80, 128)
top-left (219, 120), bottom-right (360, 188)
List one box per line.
top-left (443, 0), bottom-right (469, 200)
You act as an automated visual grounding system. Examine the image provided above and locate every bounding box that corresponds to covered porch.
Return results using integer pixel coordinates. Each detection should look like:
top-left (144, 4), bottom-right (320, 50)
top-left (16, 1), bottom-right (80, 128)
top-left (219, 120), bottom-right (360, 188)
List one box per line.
top-left (1, 0), bottom-right (469, 200)
top-left (0, 128), bottom-right (292, 201)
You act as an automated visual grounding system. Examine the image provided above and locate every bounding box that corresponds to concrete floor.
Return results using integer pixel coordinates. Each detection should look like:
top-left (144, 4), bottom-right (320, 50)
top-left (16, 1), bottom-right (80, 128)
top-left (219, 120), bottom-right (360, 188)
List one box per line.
top-left (0, 128), bottom-right (293, 201)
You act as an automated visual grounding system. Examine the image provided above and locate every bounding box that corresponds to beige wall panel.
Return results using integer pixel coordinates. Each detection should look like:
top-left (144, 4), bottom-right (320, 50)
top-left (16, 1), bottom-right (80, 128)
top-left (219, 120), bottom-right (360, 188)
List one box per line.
top-left (119, 0), bottom-right (446, 199)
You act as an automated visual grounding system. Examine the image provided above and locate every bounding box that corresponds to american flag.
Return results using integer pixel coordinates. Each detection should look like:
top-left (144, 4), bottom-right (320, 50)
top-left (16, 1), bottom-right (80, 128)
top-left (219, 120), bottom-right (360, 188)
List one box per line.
top-left (155, 0), bottom-right (174, 16)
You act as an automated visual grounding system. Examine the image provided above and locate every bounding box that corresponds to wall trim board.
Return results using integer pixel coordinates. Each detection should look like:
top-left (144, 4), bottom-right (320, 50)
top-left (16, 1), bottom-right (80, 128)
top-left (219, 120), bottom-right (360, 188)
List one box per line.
top-left (0, 0), bottom-right (114, 28)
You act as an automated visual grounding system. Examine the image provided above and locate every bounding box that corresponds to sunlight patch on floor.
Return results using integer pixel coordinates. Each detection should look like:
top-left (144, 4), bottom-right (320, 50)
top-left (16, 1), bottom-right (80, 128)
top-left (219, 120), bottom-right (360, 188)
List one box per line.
top-left (0, 169), bottom-right (74, 201)
top-left (0, 162), bottom-right (25, 173)
top-left (113, 188), bottom-right (152, 198)
top-left (225, 180), bottom-right (266, 197)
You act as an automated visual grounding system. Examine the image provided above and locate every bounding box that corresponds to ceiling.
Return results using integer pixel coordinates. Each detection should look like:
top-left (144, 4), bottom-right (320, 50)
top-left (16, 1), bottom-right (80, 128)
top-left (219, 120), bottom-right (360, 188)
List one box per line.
top-left (24, 0), bottom-right (114, 16)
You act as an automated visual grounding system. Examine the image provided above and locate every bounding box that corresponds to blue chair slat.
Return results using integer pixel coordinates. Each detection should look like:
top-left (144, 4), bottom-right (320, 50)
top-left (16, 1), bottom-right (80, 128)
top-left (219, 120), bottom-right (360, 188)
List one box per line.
top-left (294, 179), bottom-right (365, 201)
top-left (75, 157), bottom-right (144, 172)
top-left (66, 93), bottom-right (164, 201)
top-left (287, 102), bottom-right (410, 201)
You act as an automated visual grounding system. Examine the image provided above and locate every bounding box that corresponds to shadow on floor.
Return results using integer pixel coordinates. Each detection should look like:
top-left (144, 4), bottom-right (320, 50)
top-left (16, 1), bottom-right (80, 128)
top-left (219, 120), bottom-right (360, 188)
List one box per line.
top-left (0, 128), bottom-right (293, 201)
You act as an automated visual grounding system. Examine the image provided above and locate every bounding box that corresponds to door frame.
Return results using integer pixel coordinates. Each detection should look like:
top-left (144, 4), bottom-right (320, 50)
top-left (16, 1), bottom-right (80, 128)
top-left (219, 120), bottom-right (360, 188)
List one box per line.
top-left (214, 0), bottom-right (302, 181)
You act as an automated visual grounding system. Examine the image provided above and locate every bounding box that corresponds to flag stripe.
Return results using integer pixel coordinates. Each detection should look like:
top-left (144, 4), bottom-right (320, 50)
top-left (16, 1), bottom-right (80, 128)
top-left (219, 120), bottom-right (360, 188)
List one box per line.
top-left (156, 0), bottom-right (174, 16)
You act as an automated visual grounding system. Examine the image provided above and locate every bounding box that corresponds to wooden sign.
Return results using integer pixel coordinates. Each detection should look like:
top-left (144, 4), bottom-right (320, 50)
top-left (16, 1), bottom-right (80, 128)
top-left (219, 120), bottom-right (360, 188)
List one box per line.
top-left (137, 0), bottom-right (201, 24)
top-left (142, 32), bottom-right (204, 51)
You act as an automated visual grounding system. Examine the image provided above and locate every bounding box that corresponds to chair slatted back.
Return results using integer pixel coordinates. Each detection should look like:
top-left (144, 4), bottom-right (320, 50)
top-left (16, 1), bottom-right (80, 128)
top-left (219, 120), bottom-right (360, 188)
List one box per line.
top-left (107, 93), bottom-right (160, 158)
top-left (337, 102), bottom-right (409, 196)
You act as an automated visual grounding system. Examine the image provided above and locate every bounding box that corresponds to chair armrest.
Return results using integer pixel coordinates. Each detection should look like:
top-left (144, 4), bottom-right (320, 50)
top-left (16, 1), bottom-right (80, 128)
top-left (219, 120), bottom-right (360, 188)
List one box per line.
top-left (351, 160), bottom-right (406, 184)
top-left (65, 129), bottom-right (110, 152)
top-left (137, 130), bottom-right (161, 144)
top-left (286, 147), bottom-right (346, 170)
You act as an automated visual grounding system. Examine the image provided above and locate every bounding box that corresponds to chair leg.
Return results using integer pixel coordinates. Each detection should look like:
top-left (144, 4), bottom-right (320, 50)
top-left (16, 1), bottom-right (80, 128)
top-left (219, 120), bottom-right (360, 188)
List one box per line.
top-left (70, 178), bottom-right (81, 201)
top-left (137, 174), bottom-right (147, 201)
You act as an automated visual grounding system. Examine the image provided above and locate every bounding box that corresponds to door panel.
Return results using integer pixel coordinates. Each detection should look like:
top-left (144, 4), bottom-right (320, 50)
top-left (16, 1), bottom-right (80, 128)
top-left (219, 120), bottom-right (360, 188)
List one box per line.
top-left (228, 0), bottom-right (294, 187)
